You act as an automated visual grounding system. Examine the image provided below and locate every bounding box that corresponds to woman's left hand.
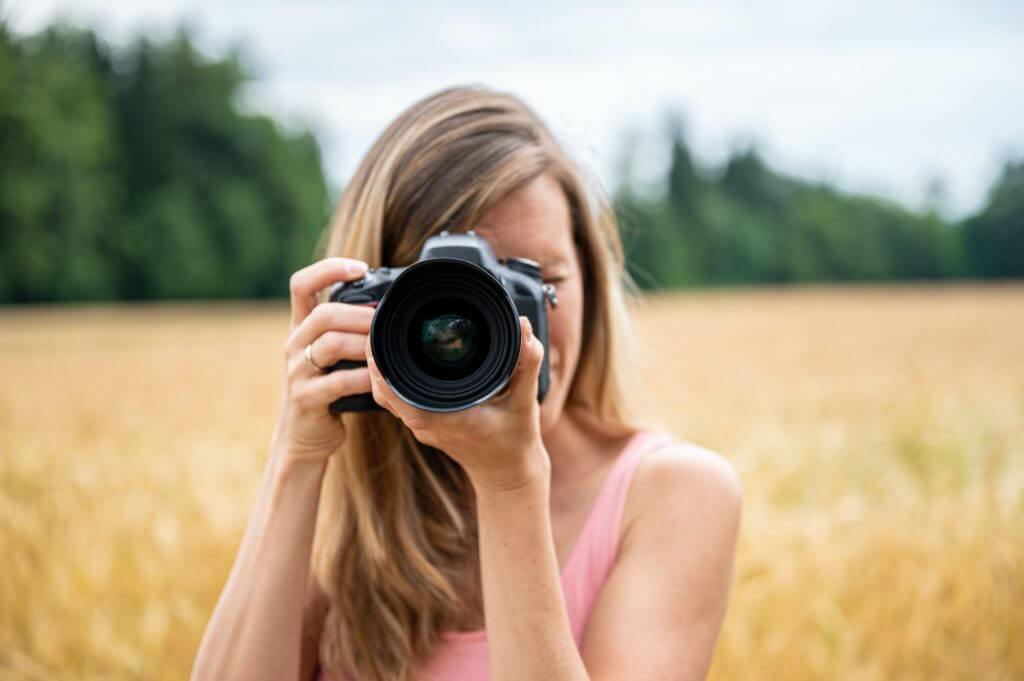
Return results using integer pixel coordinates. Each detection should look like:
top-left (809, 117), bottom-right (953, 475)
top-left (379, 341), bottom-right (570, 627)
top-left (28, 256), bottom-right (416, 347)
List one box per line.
top-left (365, 315), bottom-right (549, 492)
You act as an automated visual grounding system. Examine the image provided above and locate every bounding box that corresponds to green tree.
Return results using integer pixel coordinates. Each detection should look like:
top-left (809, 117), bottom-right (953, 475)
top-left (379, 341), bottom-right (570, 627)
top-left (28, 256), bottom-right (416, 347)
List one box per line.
top-left (0, 23), bottom-right (117, 301)
top-left (0, 21), bottom-right (330, 303)
top-left (963, 161), bottom-right (1024, 278)
top-left (614, 113), bottom-right (988, 290)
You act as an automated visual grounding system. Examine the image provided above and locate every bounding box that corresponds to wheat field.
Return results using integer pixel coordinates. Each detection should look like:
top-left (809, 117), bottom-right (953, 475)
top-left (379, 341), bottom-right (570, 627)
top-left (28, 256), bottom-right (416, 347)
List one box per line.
top-left (1, 284), bottom-right (1022, 680)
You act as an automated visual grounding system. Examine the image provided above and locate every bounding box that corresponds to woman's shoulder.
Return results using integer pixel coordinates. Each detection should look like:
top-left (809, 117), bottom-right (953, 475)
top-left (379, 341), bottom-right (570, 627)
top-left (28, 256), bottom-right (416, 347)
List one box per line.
top-left (622, 434), bottom-right (743, 545)
top-left (635, 436), bottom-right (743, 498)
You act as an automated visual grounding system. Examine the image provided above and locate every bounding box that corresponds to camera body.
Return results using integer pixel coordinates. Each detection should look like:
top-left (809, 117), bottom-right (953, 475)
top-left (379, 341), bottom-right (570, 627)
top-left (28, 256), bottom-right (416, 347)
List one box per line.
top-left (326, 230), bottom-right (556, 414)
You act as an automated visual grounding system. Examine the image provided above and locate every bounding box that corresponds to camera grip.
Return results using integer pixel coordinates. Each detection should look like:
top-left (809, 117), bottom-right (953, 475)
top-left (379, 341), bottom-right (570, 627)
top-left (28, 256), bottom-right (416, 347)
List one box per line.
top-left (327, 359), bottom-right (383, 414)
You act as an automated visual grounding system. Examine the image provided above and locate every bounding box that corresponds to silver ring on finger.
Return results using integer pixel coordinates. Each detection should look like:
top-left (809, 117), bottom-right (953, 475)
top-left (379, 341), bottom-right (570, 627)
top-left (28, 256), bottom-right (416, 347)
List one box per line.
top-left (305, 342), bottom-right (328, 372)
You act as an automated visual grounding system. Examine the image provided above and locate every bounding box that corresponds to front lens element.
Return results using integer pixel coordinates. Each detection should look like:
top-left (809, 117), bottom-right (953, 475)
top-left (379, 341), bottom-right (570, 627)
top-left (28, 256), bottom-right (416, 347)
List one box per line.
top-left (421, 313), bottom-right (477, 367)
top-left (409, 299), bottom-right (489, 380)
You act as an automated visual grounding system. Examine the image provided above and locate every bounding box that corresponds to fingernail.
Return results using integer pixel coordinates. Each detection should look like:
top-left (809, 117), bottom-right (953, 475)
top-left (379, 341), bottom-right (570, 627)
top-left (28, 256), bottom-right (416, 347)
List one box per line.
top-left (523, 316), bottom-right (533, 336)
top-left (347, 261), bottom-right (368, 277)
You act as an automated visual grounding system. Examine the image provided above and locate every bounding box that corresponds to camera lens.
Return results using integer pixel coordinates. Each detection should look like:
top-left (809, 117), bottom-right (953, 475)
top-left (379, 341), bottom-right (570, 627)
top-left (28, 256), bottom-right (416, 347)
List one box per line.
top-left (416, 309), bottom-right (482, 377)
top-left (370, 258), bottom-right (521, 412)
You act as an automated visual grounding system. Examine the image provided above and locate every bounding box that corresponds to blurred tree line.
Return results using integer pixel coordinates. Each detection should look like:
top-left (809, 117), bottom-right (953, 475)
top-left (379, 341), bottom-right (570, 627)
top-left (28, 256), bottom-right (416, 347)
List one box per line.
top-left (0, 22), bottom-right (1021, 303)
top-left (616, 117), bottom-right (1024, 289)
top-left (0, 21), bottom-right (329, 302)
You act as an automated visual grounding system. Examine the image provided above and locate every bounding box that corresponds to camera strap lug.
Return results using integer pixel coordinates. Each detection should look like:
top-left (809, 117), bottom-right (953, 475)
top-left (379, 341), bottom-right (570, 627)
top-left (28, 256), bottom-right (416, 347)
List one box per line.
top-left (542, 283), bottom-right (559, 309)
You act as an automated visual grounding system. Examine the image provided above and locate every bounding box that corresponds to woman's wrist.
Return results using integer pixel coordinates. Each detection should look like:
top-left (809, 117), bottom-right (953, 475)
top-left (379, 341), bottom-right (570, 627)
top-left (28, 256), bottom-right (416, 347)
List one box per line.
top-left (268, 447), bottom-right (329, 503)
top-left (468, 440), bottom-right (551, 496)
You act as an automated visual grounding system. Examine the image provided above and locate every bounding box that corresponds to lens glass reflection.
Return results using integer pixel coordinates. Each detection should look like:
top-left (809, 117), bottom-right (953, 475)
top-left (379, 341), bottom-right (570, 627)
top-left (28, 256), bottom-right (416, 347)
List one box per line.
top-left (408, 300), bottom-right (488, 380)
top-left (420, 313), bottom-right (477, 366)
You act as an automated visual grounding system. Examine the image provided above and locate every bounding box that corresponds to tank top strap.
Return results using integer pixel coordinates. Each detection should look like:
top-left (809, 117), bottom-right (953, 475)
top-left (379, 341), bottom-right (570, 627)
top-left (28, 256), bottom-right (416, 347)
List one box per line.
top-left (562, 428), bottom-right (677, 619)
top-left (594, 429), bottom-right (675, 574)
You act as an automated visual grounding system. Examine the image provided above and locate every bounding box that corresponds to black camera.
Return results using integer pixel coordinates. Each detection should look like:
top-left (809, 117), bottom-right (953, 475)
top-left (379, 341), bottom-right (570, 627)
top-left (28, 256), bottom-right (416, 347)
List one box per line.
top-left (325, 230), bottom-right (558, 414)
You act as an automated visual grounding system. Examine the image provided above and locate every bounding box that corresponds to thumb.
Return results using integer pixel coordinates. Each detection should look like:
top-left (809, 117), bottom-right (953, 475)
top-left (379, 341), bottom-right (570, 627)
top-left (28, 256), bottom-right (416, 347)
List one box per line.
top-left (501, 315), bottom-right (544, 405)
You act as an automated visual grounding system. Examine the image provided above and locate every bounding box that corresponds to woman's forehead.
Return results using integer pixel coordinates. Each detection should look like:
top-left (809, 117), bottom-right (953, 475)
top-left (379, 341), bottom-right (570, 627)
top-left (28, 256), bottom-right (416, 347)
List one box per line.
top-left (473, 175), bottom-right (573, 266)
top-left (473, 222), bottom-right (572, 268)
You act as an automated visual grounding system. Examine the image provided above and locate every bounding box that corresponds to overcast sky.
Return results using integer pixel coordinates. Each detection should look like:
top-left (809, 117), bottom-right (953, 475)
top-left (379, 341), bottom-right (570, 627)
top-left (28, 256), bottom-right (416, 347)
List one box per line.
top-left (6, 0), bottom-right (1023, 217)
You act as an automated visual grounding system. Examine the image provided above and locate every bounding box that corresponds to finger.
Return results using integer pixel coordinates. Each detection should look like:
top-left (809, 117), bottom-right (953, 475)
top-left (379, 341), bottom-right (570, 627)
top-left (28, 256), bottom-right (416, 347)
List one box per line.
top-left (297, 366), bottom-right (372, 410)
top-left (308, 331), bottom-right (368, 370)
top-left (365, 338), bottom-right (403, 416)
top-left (500, 316), bottom-right (545, 406)
top-left (287, 302), bottom-right (375, 354)
top-left (364, 340), bottom-right (390, 404)
top-left (289, 257), bottom-right (369, 328)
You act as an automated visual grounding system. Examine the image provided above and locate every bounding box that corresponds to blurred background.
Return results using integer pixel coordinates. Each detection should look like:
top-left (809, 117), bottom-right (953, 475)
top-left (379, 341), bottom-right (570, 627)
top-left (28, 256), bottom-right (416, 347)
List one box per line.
top-left (1, 1), bottom-right (1022, 679)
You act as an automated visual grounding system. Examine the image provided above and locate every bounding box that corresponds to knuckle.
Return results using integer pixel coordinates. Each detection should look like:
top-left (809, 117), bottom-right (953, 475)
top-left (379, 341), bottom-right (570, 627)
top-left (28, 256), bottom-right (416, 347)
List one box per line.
top-left (286, 355), bottom-right (307, 382)
top-left (371, 381), bottom-right (394, 407)
top-left (284, 331), bottom-right (303, 358)
top-left (291, 386), bottom-right (317, 412)
top-left (308, 302), bottom-right (331, 325)
top-left (320, 332), bottom-right (341, 358)
top-left (405, 414), bottom-right (429, 431)
top-left (289, 270), bottom-right (305, 294)
top-left (302, 303), bottom-right (335, 334)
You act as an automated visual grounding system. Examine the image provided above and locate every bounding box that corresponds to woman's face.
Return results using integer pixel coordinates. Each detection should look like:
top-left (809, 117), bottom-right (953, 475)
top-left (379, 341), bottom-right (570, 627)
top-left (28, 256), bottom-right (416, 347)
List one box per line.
top-left (473, 172), bottom-right (584, 434)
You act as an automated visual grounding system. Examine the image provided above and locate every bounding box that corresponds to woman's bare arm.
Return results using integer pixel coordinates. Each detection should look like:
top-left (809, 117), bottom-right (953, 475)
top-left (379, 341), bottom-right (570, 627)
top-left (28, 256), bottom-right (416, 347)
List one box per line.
top-left (581, 444), bottom-right (743, 680)
top-left (473, 442), bottom-right (742, 681)
top-left (190, 447), bottom-right (327, 681)
top-left (191, 257), bottom-right (373, 681)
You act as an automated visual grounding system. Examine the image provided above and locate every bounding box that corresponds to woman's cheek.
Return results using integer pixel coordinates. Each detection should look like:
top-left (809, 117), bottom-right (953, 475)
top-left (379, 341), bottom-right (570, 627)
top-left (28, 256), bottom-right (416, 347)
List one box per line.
top-left (549, 285), bottom-right (583, 395)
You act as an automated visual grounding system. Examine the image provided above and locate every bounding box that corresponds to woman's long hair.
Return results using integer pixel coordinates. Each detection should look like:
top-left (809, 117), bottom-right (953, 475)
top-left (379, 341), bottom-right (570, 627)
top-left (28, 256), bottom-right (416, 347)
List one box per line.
top-left (312, 84), bottom-right (658, 681)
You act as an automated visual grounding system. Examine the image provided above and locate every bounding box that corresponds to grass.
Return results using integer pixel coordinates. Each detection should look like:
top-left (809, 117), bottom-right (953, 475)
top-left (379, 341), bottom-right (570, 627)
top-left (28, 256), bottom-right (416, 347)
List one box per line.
top-left (2, 284), bottom-right (1022, 680)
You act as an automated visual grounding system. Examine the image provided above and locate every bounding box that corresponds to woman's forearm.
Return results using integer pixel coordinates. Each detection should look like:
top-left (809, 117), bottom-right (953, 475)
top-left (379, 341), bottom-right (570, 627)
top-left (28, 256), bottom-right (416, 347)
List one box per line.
top-left (473, 445), bottom-right (590, 681)
top-left (191, 448), bottom-right (326, 681)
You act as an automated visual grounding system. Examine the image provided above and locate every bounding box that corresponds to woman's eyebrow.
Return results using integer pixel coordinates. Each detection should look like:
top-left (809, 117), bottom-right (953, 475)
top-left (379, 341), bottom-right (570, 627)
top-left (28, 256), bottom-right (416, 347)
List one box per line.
top-left (539, 256), bottom-right (567, 269)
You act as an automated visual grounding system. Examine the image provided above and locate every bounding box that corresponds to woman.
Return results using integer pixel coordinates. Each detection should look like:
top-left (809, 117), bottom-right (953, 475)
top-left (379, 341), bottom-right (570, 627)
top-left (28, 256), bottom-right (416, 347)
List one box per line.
top-left (191, 85), bottom-right (742, 681)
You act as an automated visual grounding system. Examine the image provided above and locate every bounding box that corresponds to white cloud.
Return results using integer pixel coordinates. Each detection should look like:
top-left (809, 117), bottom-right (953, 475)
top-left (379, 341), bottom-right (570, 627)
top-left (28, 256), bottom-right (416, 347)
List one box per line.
top-left (5, 0), bottom-right (1023, 216)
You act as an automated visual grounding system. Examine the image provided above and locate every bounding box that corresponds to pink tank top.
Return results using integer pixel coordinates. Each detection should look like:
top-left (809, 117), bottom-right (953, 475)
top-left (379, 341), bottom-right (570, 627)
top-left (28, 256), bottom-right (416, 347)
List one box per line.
top-left (317, 428), bottom-right (674, 681)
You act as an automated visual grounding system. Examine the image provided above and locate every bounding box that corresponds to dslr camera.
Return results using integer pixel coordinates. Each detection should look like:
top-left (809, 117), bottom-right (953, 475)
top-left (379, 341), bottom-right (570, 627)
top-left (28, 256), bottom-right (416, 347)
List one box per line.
top-left (326, 230), bottom-right (558, 414)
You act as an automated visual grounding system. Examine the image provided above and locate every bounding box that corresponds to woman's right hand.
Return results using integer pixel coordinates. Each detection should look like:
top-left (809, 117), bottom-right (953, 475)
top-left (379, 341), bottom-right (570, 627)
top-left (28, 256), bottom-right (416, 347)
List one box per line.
top-left (270, 257), bottom-right (375, 463)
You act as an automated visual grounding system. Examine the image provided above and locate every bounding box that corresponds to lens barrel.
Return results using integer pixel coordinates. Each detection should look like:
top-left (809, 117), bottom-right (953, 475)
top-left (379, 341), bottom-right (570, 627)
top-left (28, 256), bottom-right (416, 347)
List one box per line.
top-left (370, 258), bottom-right (522, 412)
